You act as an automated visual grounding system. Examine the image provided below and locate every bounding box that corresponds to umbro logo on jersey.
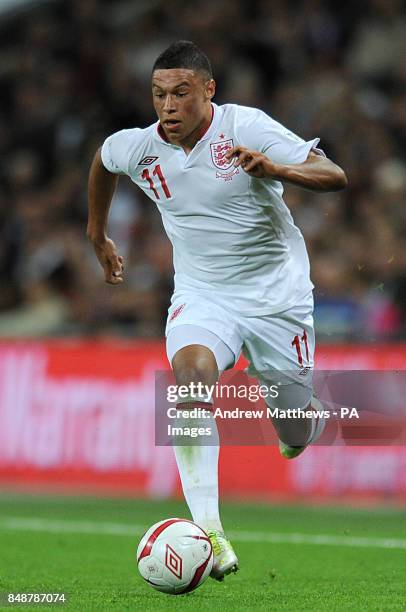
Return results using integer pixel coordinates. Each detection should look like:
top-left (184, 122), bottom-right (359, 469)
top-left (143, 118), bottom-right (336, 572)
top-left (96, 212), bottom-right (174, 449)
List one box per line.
top-left (138, 156), bottom-right (158, 166)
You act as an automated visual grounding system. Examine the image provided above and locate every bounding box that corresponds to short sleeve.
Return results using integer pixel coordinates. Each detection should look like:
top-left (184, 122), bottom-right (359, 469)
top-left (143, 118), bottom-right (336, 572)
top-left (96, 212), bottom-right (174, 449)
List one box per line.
top-left (100, 128), bottom-right (140, 175)
top-left (236, 107), bottom-right (324, 165)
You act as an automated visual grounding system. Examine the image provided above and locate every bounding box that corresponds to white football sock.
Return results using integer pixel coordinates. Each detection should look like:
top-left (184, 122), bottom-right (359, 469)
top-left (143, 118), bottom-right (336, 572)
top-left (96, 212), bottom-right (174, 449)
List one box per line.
top-left (307, 395), bottom-right (326, 445)
top-left (173, 399), bottom-right (223, 533)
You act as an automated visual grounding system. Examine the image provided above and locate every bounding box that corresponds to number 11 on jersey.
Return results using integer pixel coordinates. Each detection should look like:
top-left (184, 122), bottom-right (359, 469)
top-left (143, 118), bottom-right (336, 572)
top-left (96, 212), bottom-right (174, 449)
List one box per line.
top-left (142, 164), bottom-right (172, 200)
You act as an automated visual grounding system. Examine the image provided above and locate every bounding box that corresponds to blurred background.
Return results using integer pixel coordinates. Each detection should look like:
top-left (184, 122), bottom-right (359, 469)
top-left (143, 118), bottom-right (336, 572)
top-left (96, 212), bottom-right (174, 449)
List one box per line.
top-left (0, 0), bottom-right (405, 341)
top-left (0, 0), bottom-right (405, 505)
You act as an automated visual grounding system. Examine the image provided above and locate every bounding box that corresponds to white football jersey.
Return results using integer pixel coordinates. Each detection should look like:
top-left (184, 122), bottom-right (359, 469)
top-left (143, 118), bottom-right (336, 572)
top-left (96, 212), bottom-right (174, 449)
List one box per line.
top-left (101, 103), bottom-right (322, 315)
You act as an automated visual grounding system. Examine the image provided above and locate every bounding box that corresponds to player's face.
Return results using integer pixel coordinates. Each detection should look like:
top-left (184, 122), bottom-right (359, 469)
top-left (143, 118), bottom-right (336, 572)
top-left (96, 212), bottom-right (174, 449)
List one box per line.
top-left (152, 69), bottom-right (215, 147)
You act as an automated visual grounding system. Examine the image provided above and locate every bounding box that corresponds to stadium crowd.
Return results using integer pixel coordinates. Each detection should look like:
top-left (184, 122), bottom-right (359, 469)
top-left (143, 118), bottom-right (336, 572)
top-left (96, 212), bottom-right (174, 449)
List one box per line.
top-left (0, 0), bottom-right (405, 341)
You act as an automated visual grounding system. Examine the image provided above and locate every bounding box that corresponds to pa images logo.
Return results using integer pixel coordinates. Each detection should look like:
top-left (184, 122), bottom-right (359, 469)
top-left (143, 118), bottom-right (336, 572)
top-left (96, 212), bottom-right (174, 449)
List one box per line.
top-left (210, 139), bottom-right (239, 181)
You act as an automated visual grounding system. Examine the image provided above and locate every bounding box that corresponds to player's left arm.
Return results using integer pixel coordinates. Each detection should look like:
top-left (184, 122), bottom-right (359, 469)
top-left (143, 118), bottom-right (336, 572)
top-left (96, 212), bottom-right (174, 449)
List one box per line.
top-left (225, 147), bottom-right (348, 192)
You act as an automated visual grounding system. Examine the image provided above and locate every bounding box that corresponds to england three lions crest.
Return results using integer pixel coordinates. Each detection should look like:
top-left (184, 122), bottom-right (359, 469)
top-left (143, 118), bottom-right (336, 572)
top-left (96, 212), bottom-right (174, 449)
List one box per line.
top-left (210, 139), bottom-right (234, 171)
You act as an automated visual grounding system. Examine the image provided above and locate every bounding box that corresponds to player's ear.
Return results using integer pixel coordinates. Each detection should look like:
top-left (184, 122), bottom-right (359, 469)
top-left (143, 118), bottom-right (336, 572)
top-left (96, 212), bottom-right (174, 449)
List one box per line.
top-left (205, 79), bottom-right (216, 100)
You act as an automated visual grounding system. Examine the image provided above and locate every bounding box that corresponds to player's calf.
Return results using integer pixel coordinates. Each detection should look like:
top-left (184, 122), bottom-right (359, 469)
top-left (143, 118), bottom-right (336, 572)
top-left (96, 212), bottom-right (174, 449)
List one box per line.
top-left (171, 344), bottom-right (230, 542)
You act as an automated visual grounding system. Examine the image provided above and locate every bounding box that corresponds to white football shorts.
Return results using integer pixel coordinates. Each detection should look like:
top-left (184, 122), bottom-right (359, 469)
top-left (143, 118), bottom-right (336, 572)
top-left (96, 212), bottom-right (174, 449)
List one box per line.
top-left (165, 292), bottom-right (315, 409)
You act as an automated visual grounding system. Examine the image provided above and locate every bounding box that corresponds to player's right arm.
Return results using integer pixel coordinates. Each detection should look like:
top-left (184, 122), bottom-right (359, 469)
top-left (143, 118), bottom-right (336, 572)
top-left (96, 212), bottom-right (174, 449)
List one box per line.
top-left (87, 147), bottom-right (124, 285)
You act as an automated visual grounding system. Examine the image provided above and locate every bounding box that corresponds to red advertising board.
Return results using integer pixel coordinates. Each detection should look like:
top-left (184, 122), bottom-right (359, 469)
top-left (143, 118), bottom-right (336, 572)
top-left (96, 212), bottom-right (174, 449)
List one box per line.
top-left (0, 341), bottom-right (405, 504)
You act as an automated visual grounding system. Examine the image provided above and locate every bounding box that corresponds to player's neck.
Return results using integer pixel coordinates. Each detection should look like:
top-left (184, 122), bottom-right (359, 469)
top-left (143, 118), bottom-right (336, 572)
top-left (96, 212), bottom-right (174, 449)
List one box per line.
top-left (169, 105), bottom-right (214, 154)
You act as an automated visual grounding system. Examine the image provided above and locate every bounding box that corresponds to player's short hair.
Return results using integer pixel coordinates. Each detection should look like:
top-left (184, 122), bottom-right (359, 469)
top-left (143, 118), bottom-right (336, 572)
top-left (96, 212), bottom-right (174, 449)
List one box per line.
top-left (152, 41), bottom-right (213, 80)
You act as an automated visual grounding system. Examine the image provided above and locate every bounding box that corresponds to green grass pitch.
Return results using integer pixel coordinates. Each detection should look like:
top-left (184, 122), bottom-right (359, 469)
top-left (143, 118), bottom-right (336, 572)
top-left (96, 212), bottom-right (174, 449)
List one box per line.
top-left (0, 494), bottom-right (405, 611)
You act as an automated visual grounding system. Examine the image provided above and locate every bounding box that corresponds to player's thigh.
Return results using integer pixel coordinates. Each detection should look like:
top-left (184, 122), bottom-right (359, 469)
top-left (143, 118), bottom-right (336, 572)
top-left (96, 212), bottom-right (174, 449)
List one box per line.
top-left (168, 326), bottom-right (234, 380)
top-left (166, 295), bottom-right (242, 372)
top-left (242, 300), bottom-right (315, 408)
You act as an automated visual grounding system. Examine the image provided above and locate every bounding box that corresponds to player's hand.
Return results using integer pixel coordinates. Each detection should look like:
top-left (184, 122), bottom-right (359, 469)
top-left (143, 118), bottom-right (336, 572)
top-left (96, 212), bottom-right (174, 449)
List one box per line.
top-left (225, 146), bottom-right (280, 179)
top-left (91, 237), bottom-right (125, 285)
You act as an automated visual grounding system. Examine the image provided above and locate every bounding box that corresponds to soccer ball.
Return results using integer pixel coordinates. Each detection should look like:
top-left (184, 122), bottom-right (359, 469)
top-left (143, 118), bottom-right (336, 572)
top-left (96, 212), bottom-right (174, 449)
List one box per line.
top-left (137, 518), bottom-right (213, 595)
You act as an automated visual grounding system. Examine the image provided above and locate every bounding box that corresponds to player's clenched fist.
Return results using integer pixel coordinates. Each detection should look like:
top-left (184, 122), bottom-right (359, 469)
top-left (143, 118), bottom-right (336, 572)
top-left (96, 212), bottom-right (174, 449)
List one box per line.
top-left (91, 237), bottom-right (124, 285)
top-left (225, 146), bottom-right (281, 179)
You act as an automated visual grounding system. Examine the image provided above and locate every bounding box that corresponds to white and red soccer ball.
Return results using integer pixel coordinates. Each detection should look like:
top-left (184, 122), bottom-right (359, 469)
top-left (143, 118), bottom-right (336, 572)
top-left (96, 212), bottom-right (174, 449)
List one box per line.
top-left (137, 518), bottom-right (213, 595)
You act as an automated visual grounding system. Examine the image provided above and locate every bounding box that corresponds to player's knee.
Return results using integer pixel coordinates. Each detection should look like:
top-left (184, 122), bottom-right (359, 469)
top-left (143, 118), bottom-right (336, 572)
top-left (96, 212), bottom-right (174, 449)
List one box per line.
top-left (172, 345), bottom-right (218, 387)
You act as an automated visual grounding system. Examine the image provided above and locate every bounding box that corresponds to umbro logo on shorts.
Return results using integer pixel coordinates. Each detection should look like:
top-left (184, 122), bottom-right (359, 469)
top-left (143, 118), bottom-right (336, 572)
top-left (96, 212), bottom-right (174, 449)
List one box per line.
top-left (169, 304), bottom-right (185, 321)
top-left (138, 156), bottom-right (158, 166)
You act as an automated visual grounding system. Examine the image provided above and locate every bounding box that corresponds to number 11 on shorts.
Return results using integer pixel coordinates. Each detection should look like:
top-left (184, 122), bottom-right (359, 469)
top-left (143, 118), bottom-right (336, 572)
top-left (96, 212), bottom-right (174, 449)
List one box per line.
top-left (291, 330), bottom-right (309, 366)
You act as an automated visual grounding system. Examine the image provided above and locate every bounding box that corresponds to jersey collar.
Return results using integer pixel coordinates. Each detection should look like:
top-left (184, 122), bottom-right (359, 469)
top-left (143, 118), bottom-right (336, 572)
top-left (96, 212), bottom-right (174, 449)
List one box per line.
top-left (155, 103), bottom-right (220, 147)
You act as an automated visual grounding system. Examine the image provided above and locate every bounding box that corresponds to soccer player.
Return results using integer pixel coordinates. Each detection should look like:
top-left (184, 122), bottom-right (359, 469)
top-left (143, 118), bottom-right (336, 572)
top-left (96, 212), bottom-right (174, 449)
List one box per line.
top-left (87, 41), bottom-right (347, 580)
